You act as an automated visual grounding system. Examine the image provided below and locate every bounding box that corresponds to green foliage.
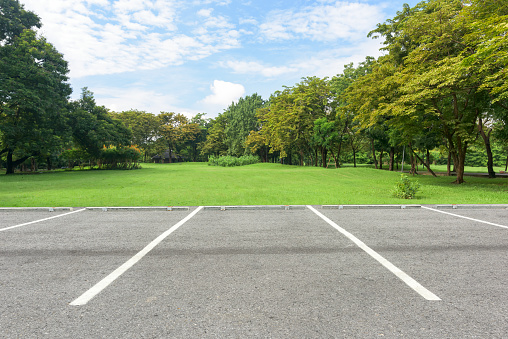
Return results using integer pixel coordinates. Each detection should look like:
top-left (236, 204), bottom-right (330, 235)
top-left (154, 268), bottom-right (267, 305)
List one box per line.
top-left (201, 113), bottom-right (228, 156)
top-left (392, 174), bottom-right (420, 199)
top-left (112, 110), bottom-right (159, 161)
top-left (224, 93), bottom-right (264, 156)
top-left (258, 77), bottom-right (335, 164)
top-left (61, 146), bottom-right (141, 170)
top-left (208, 155), bottom-right (260, 167)
top-left (68, 88), bottom-right (132, 158)
top-left (0, 0), bottom-right (41, 44)
top-left (99, 145), bottom-right (142, 170)
top-left (0, 23), bottom-right (71, 173)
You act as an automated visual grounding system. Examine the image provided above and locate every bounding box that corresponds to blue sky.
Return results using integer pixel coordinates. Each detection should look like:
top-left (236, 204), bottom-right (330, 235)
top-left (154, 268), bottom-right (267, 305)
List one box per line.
top-left (20, 0), bottom-right (419, 118)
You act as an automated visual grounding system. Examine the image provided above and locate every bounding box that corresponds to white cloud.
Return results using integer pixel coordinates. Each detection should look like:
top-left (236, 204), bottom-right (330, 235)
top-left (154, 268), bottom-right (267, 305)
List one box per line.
top-left (222, 60), bottom-right (298, 78)
top-left (91, 86), bottom-right (201, 118)
top-left (197, 8), bottom-right (213, 17)
top-left (220, 37), bottom-right (385, 81)
top-left (260, 1), bottom-right (384, 42)
top-left (202, 80), bottom-right (245, 108)
top-left (19, 0), bottom-right (241, 78)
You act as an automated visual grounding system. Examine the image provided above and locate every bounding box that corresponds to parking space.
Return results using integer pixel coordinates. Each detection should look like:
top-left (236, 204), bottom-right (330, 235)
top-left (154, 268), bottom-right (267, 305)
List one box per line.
top-left (0, 206), bottom-right (507, 337)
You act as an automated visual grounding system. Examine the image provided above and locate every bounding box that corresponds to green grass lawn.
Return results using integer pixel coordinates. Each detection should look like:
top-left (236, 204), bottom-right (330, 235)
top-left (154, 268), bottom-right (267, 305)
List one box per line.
top-left (0, 162), bottom-right (506, 207)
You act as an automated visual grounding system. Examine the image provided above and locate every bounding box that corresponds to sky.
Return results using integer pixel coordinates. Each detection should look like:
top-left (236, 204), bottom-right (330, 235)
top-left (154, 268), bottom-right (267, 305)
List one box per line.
top-left (19, 0), bottom-right (419, 118)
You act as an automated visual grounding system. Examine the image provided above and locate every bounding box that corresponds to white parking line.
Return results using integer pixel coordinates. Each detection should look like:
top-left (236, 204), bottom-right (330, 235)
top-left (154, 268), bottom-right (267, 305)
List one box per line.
top-left (307, 205), bottom-right (441, 301)
top-left (0, 209), bottom-right (86, 232)
top-left (421, 206), bottom-right (508, 229)
top-left (70, 206), bottom-right (204, 306)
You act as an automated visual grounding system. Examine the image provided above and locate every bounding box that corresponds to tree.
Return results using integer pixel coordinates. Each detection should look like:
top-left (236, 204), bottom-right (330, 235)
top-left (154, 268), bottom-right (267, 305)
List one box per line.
top-left (113, 110), bottom-right (159, 162)
top-left (462, 0), bottom-right (508, 177)
top-left (259, 77), bottom-right (334, 166)
top-left (201, 113), bottom-right (228, 157)
top-left (224, 94), bottom-right (264, 156)
top-left (0, 0), bottom-right (40, 44)
top-left (462, 0), bottom-right (508, 104)
top-left (0, 1), bottom-right (71, 174)
top-left (185, 113), bottom-right (209, 162)
top-left (156, 112), bottom-right (199, 162)
top-left (68, 88), bottom-right (131, 159)
top-left (331, 57), bottom-right (375, 167)
top-left (311, 117), bottom-right (339, 167)
top-left (366, 0), bottom-right (482, 183)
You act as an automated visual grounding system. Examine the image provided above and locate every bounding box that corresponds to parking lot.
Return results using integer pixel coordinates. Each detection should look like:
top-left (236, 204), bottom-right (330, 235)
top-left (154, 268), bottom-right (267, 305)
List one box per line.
top-left (1, 205), bottom-right (507, 338)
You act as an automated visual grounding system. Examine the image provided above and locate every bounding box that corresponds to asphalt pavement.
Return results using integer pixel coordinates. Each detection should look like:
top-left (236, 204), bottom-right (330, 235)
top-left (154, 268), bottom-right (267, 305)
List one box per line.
top-left (1, 206), bottom-right (507, 338)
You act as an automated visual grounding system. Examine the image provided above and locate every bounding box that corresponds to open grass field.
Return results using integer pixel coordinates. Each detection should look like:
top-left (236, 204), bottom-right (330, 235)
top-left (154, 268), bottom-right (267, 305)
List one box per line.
top-left (0, 162), bottom-right (507, 207)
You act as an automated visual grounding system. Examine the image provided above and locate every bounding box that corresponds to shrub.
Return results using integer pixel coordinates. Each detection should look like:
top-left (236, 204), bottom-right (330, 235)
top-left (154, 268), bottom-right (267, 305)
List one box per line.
top-left (99, 145), bottom-right (142, 170)
top-left (392, 174), bottom-right (420, 199)
top-left (208, 155), bottom-right (260, 167)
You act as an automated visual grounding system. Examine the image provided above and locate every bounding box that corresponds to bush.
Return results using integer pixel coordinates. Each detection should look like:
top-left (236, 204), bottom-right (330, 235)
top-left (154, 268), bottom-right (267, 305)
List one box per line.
top-left (208, 155), bottom-right (260, 167)
top-left (99, 145), bottom-right (142, 170)
top-left (392, 174), bottom-right (420, 199)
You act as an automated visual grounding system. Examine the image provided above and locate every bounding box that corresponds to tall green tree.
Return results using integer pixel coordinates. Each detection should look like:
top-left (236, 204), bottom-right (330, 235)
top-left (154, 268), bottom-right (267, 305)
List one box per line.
top-left (462, 0), bottom-right (508, 104)
top-left (68, 88), bottom-right (131, 158)
top-left (186, 113), bottom-right (208, 162)
top-left (0, 1), bottom-right (71, 174)
top-left (157, 112), bottom-right (199, 162)
top-left (331, 57), bottom-right (375, 167)
top-left (201, 113), bottom-right (228, 157)
top-left (259, 77), bottom-right (334, 166)
top-left (366, 0), bottom-right (482, 183)
top-left (113, 110), bottom-right (159, 162)
top-left (224, 93), bottom-right (264, 156)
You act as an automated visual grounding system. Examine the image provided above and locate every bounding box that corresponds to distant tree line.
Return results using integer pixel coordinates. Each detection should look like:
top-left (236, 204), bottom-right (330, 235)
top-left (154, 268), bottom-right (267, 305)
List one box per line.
top-left (1, 0), bottom-right (507, 183)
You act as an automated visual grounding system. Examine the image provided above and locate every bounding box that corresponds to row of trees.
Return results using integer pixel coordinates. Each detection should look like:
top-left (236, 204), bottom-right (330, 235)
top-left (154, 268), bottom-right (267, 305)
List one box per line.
top-left (346, 0), bottom-right (508, 183)
top-left (0, 1), bottom-right (139, 173)
top-left (200, 0), bottom-right (508, 184)
top-left (2, 0), bottom-right (507, 183)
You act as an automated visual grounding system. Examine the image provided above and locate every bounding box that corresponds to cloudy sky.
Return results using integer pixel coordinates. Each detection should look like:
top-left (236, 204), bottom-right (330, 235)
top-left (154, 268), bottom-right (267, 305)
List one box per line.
top-left (19, 0), bottom-right (418, 118)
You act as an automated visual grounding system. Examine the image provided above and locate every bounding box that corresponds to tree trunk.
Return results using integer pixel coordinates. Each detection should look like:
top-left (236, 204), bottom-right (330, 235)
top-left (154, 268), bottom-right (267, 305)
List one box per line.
top-left (336, 139), bottom-right (343, 168)
top-left (6, 150), bottom-right (14, 174)
top-left (454, 153), bottom-right (465, 184)
top-left (478, 116), bottom-right (496, 178)
top-left (447, 151), bottom-right (451, 176)
top-left (410, 147), bottom-right (437, 177)
top-left (426, 149), bottom-right (431, 168)
top-left (409, 148), bottom-right (417, 175)
top-left (379, 150), bottom-right (384, 170)
top-left (389, 147), bottom-right (394, 171)
top-left (300, 150), bottom-right (304, 167)
top-left (321, 148), bottom-right (327, 168)
top-left (371, 139), bottom-right (378, 169)
top-left (353, 148), bottom-right (357, 168)
top-left (505, 151), bottom-right (508, 172)
top-left (5, 149), bottom-right (32, 175)
top-left (451, 143), bottom-right (467, 184)
top-left (329, 149), bottom-right (338, 169)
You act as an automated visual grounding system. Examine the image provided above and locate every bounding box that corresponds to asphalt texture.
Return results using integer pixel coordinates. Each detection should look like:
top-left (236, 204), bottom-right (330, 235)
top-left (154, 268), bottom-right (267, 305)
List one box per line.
top-left (1, 206), bottom-right (507, 338)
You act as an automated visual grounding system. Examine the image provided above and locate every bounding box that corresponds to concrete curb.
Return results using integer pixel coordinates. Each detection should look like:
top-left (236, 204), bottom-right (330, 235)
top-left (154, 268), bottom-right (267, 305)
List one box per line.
top-left (204, 205), bottom-right (306, 211)
top-left (1, 204), bottom-right (507, 211)
top-left (433, 204), bottom-right (508, 210)
top-left (322, 205), bottom-right (421, 210)
top-left (86, 206), bottom-right (190, 212)
top-left (0, 207), bottom-right (75, 212)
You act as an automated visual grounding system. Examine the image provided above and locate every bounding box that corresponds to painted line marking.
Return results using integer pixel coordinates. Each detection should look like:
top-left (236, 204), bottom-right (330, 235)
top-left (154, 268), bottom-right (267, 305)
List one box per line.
top-left (70, 206), bottom-right (204, 306)
top-left (0, 209), bottom-right (86, 232)
top-left (421, 206), bottom-right (508, 229)
top-left (307, 205), bottom-right (441, 301)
